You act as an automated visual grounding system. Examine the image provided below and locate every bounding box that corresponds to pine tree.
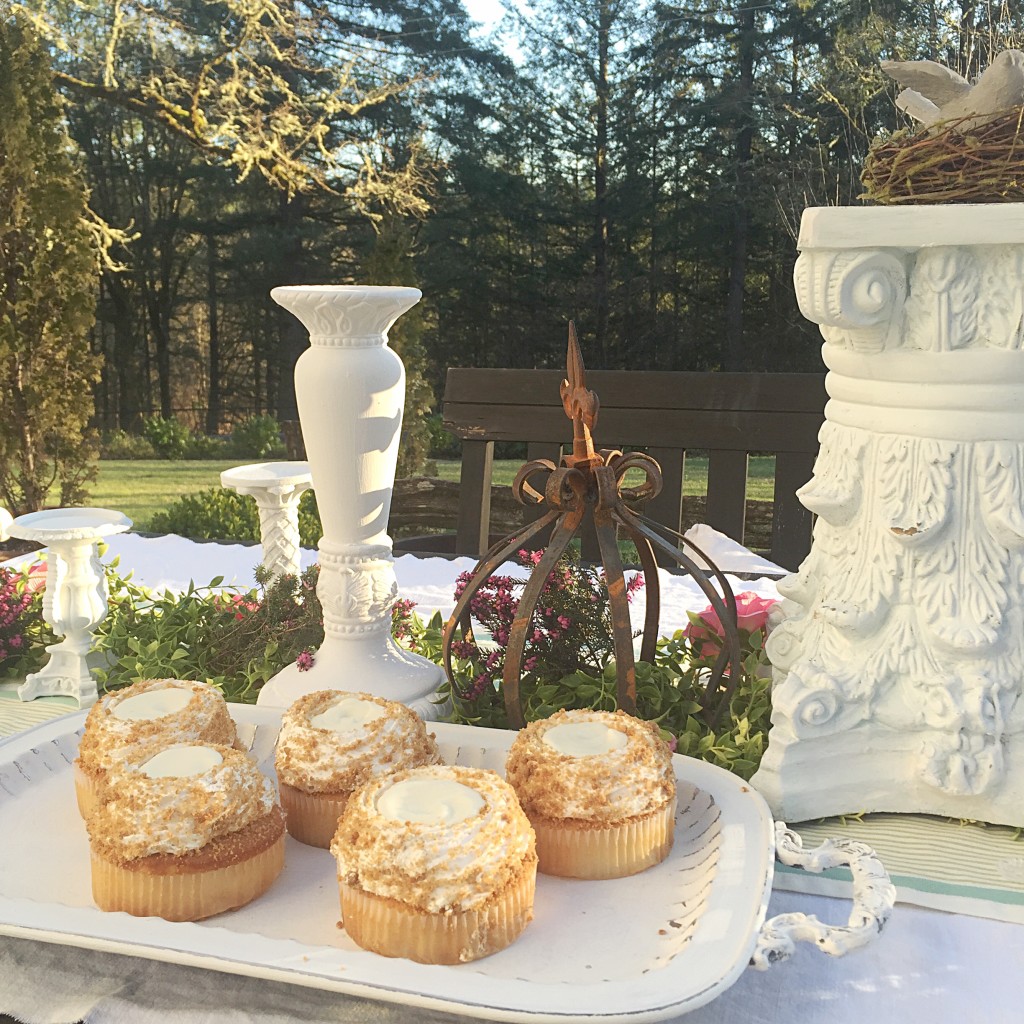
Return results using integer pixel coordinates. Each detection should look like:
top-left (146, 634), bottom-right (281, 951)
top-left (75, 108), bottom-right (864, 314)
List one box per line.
top-left (0, 14), bottom-right (101, 513)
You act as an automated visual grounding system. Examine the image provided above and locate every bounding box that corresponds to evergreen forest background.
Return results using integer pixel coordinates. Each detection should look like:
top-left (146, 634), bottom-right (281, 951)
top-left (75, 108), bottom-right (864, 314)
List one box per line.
top-left (2, 1), bottom-right (1023, 514)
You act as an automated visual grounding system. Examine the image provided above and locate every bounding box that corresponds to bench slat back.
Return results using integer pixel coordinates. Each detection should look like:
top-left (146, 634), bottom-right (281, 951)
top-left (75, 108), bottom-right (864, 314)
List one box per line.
top-left (440, 368), bottom-right (826, 571)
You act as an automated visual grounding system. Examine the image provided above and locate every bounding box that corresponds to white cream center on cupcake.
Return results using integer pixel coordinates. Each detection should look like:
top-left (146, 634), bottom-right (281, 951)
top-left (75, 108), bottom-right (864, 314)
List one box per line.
top-left (310, 695), bottom-right (387, 733)
top-left (111, 687), bottom-right (192, 721)
top-left (542, 721), bottom-right (629, 756)
top-left (377, 777), bottom-right (484, 825)
top-left (140, 745), bottom-right (224, 779)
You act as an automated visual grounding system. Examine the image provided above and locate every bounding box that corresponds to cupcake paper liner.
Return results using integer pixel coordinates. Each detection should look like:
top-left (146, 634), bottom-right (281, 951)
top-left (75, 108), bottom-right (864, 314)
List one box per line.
top-left (280, 783), bottom-right (350, 849)
top-left (532, 797), bottom-right (676, 879)
top-left (339, 861), bottom-right (537, 964)
top-left (91, 834), bottom-right (285, 921)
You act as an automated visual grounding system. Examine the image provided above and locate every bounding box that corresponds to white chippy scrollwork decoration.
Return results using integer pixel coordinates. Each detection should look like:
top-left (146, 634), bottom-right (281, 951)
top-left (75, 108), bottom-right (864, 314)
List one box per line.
top-left (793, 249), bottom-right (907, 351)
top-left (754, 211), bottom-right (1024, 828)
top-left (318, 548), bottom-right (398, 636)
top-left (750, 824), bottom-right (895, 970)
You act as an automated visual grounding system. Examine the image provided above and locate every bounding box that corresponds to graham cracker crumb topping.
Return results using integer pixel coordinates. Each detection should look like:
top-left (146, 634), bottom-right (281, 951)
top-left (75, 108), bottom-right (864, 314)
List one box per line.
top-left (274, 690), bottom-right (440, 795)
top-left (505, 709), bottom-right (675, 822)
top-left (330, 764), bottom-right (536, 914)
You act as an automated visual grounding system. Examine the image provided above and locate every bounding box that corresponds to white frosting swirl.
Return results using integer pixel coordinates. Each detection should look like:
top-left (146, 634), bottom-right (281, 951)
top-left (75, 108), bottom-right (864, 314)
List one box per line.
top-left (506, 709), bottom-right (675, 823)
top-left (331, 764), bottom-right (536, 913)
top-left (87, 744), bottom-right (278, 860)
top-left (542, 721), bottom-right (629, 756)
top-left (377, 777), bottom-right (484, 824)
top-left (140, 745), bottom-right (223, 779)
top-left (76, 678), bottom-right (238, 777)
top-left (274, 690), bottom-right (439, 794)
top-left (310, 695), bottom-right (386, 732)
top-left (111, 688), bottom-right (192, 721)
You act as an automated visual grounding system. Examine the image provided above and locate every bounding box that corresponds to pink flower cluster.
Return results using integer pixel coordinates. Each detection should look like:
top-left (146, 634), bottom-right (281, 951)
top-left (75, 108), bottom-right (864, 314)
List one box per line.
top-left (684, 591), bottom-right (777, 660)
top-left (0, 566), bottom-right (36, 665)
top-left (214, 592), bottom-right (260, 621)
top-left (391, 598), bottom-right (417, 644)
top-left (449, 549), bottom-right (645, 701)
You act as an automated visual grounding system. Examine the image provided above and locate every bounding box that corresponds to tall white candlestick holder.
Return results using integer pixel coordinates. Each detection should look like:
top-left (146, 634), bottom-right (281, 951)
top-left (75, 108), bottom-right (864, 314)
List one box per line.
top-left (9, 507), bottom-right (132, 708)
top-left (256, 285), bottom-right (444, 719)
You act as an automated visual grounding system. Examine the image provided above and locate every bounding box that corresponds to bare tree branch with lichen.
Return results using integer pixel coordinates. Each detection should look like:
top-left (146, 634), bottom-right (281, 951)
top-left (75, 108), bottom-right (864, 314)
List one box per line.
top-left (14, 0), bottom-right (429, 207)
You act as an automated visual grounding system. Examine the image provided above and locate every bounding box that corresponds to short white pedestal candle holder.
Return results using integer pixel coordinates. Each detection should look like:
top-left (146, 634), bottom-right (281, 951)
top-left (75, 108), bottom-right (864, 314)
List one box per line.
top-left (221, 461), bottom-right (312, 580)
top-left (752, 204), bottom-right (1024, 828)
top-left (9, 507), bottom-right (132, 708)
top-left (256, 285), bottom-right (444, 719)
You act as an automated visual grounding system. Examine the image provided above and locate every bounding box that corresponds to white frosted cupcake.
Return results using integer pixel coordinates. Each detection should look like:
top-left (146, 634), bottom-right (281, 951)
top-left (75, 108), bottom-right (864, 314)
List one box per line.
top-left (88, 742), bottom-right (285, 921)
top-left (331, 764), bottom-right (537, 964)
top-left (274, 690), bottom-right (441, 848)
top-left (505, 709), bottom-right (676, 879)
top-left (75, 678), bottom-right (239, 819)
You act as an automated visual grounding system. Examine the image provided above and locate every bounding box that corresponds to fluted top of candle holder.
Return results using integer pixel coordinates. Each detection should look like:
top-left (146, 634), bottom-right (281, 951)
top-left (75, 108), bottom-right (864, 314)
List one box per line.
top-left (271, 286), bottom-right (421, 346)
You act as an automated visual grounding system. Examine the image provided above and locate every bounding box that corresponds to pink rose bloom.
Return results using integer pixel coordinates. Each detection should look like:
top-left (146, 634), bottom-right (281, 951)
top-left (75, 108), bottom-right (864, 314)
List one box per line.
top-left (685, 591), bottom-right (778, 660)
top-left (23, 561), bottom-right (47, 594)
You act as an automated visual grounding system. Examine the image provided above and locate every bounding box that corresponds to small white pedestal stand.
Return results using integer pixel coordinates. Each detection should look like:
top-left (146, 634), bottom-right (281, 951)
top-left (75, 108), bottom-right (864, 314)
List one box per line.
top-left (256, 285), bottom-right (444, 719)
top-left (221, 461), bottom-right (312, 580)
top-left (752, 204), bottom-right (1024, 828)
top-left (9, 508), bottom-right (132, 708)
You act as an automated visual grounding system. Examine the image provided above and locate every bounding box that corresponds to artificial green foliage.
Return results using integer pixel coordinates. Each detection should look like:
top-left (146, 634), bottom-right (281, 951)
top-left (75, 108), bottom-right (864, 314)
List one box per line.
top-left (9, 549), bottom-right (773, 779)
top-left (0, 563), bottom-right (54, 681)
top-left (0, 14), bottom-right (101, 514)
top-left (92, 562), bottom-right (326, 703)
top-left (147, 486), bottom-right (321, 547)
top-left (405, 608), bottom-right (772, 780)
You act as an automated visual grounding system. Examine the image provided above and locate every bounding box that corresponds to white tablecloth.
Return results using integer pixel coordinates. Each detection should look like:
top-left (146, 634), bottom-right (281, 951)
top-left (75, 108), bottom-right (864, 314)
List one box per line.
top-left (1, 888), bottom-right (1020, 1024)
top-left (6, 528), bottom-right (785, 633)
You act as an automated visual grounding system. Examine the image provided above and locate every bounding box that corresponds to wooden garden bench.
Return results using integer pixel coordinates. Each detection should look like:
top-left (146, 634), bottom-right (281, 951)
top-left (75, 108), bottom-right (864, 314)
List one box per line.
top-left (396, 369), bottom-right (827, 572)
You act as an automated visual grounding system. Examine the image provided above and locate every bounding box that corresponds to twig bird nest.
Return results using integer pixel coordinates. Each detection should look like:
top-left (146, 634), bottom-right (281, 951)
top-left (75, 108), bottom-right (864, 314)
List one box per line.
top-left (861, 106), bottom-right (1024, 205)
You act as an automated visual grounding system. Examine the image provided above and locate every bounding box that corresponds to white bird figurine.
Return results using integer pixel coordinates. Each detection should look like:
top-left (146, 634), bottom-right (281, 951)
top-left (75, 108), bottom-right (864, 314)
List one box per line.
top-left (881, 49), bottom-right (1024, 129)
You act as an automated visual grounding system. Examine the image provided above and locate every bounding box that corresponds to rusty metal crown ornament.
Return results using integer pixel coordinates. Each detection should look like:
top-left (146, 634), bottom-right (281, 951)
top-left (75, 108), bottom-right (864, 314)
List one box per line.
top-left (441, 323), bottom-right (743, 730)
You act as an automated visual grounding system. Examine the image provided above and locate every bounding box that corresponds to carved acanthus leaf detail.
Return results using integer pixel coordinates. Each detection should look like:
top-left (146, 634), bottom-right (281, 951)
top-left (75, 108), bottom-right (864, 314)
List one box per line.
top-left (978, 249), bottom-right (1024, 349)
top-left (877, 436), bottom-right (955, 543)
top-left (813, 465), bottom-right (895, 633)
top-left (905, 247), bottom-right (979, 352)
top-left (917, 455), bottom-right (1008, 652)
top-left (797, 424), bottom-right (866, 526)
top-left (978, 442), bottom-right (1024, 549)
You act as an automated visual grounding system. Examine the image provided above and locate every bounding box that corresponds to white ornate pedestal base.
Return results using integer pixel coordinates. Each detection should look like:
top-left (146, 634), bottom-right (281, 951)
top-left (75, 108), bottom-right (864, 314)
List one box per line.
top-left (257, 286), bottom-right (444, 720)
top-left (752, 205), bottom-right (1024, 828)
top-left (221, 461), bottom-right (312, 579)
top-left (9, 508), bottom-right (132, 708)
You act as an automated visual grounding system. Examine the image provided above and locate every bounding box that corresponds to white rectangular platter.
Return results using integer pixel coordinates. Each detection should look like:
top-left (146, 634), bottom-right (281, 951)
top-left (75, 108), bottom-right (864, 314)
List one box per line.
top-left (0, 706), bottom-right (776, 1023)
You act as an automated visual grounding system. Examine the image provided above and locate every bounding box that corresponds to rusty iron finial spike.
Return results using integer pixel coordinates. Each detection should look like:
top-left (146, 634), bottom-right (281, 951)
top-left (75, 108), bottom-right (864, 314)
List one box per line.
top-left (560, 321), bottom-right (599, 463)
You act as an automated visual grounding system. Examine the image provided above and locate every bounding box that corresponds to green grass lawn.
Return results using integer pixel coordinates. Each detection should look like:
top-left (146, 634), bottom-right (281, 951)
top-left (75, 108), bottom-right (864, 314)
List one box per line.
top-left (89, 455), bottom-right (777, 530)
top-left (90, 460), bottom-right (241, 528)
